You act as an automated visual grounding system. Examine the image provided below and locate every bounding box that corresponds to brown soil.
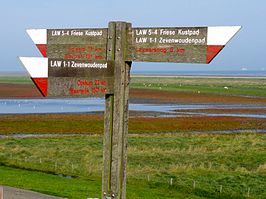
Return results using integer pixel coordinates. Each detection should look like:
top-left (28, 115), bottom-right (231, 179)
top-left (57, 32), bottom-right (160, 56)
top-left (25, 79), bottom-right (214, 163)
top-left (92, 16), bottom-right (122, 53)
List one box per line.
top-left (130, 88), bottom-right (266, 105)
top-left (0, 83), bottom-right (42, 98)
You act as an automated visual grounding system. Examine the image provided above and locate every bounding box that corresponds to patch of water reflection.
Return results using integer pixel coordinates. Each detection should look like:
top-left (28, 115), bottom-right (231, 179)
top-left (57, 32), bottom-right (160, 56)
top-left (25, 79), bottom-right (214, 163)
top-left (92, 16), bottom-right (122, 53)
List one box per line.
top-left (0, 98), bottom-right (265, 118)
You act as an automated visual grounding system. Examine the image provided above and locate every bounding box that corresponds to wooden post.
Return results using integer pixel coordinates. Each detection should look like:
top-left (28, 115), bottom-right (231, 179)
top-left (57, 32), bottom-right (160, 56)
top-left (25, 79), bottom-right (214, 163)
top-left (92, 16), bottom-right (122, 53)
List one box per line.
top-left (102, 21), bottom-right (131, 199)
top-left (247, 187), bottom-right (250, 197)
top-left (102, 22), bottom-right (115, 199)
top-left (0, 186), bottom-right (3, 199)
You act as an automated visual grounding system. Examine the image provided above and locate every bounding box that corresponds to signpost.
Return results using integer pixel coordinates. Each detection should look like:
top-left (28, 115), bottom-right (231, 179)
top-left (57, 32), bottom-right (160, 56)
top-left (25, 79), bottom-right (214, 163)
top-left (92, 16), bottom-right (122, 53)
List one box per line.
top-left (19, 21), bottom-right (241, 199)
top-left (19, 57), bottom-right (114, 97)
top-left (27, 28), bottom-right (108, 60)
top-left (128, 26), bottom-right (241, 63)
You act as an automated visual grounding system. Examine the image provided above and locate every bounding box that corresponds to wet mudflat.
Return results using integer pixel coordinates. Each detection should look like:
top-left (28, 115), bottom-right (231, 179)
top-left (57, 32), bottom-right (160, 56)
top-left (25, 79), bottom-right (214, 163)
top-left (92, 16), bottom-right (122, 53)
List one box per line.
top-left (0, 83), bottom-right (265, 134)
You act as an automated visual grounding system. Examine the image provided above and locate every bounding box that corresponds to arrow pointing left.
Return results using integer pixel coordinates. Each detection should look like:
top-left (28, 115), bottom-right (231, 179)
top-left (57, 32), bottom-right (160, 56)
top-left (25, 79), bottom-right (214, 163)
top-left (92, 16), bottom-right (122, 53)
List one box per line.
top-left (19, 57), bottom-right (48, 97)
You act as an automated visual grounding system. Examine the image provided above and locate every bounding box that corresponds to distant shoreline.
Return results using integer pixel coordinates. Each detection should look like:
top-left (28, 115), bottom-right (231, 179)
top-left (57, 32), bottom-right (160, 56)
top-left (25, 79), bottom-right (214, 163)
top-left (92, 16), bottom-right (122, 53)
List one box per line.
top-left (131, 70), bottom-right (266, 78)
top-left (0, 72), bottom-right (27, 76)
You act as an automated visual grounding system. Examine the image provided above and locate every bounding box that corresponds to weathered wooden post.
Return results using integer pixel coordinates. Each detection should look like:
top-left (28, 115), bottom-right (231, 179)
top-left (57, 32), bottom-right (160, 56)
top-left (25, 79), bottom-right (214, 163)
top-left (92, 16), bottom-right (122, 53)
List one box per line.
top-left (102, 21), bottom-right (131, 199)
top-left (0, 186), bottom-right (3, 199)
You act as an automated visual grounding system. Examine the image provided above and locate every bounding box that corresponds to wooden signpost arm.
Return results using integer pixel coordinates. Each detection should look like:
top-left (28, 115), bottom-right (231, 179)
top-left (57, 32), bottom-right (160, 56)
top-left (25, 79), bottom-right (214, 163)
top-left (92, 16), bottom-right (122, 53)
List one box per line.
top-left (103, 21), bottom-right (131, 199)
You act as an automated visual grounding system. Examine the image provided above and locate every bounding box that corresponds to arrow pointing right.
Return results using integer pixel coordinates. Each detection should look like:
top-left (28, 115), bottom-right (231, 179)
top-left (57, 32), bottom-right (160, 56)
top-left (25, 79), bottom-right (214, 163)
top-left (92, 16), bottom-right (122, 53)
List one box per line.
top-left (26, 29), bottom-right (47, 57)
top-left (206, 26), bottom-right (241, 63)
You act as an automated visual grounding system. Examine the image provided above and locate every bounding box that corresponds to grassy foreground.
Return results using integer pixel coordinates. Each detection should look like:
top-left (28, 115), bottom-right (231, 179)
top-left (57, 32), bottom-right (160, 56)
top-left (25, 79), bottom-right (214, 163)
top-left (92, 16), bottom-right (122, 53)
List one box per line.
top-left (0, 76), bottom-right (31, 84)
top-left (0, 134), bottom-right (265, 198)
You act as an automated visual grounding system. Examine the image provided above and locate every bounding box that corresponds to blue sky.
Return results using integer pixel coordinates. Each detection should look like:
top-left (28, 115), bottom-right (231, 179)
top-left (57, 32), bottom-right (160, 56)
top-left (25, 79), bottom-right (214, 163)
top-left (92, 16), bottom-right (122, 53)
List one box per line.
top-left (0, 0), bottom-right (265, 73)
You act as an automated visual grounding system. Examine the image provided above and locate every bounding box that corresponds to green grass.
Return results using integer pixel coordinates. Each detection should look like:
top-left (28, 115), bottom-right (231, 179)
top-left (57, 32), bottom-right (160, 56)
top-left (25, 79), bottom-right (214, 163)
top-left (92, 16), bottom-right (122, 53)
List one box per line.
top-left (0, 165), bottom-right (206, 199)
top-left (0, 134), bottom-right (265, 198)
top-left (1, 75), bottom-right (265, 97)
top-left (130, 76), bottom-right (266, 97)
top-left (0, 165), bottom-right (101, 199)
top-left (0, 76), bottom-right (32, 84)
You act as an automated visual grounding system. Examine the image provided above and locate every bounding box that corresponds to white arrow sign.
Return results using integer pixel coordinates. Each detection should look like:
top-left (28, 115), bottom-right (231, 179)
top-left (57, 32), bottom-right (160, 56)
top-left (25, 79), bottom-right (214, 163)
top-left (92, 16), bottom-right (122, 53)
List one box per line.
top-left (19, 57), bottom-right (48, 96)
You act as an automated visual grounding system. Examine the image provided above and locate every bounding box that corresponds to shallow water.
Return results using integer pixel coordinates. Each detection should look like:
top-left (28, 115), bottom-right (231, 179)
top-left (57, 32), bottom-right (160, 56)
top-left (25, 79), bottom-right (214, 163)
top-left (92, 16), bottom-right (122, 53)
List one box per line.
top-left (0, 129), bottom-right (265, 140)
top-left (0, 98), bottom-right (265, 118)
